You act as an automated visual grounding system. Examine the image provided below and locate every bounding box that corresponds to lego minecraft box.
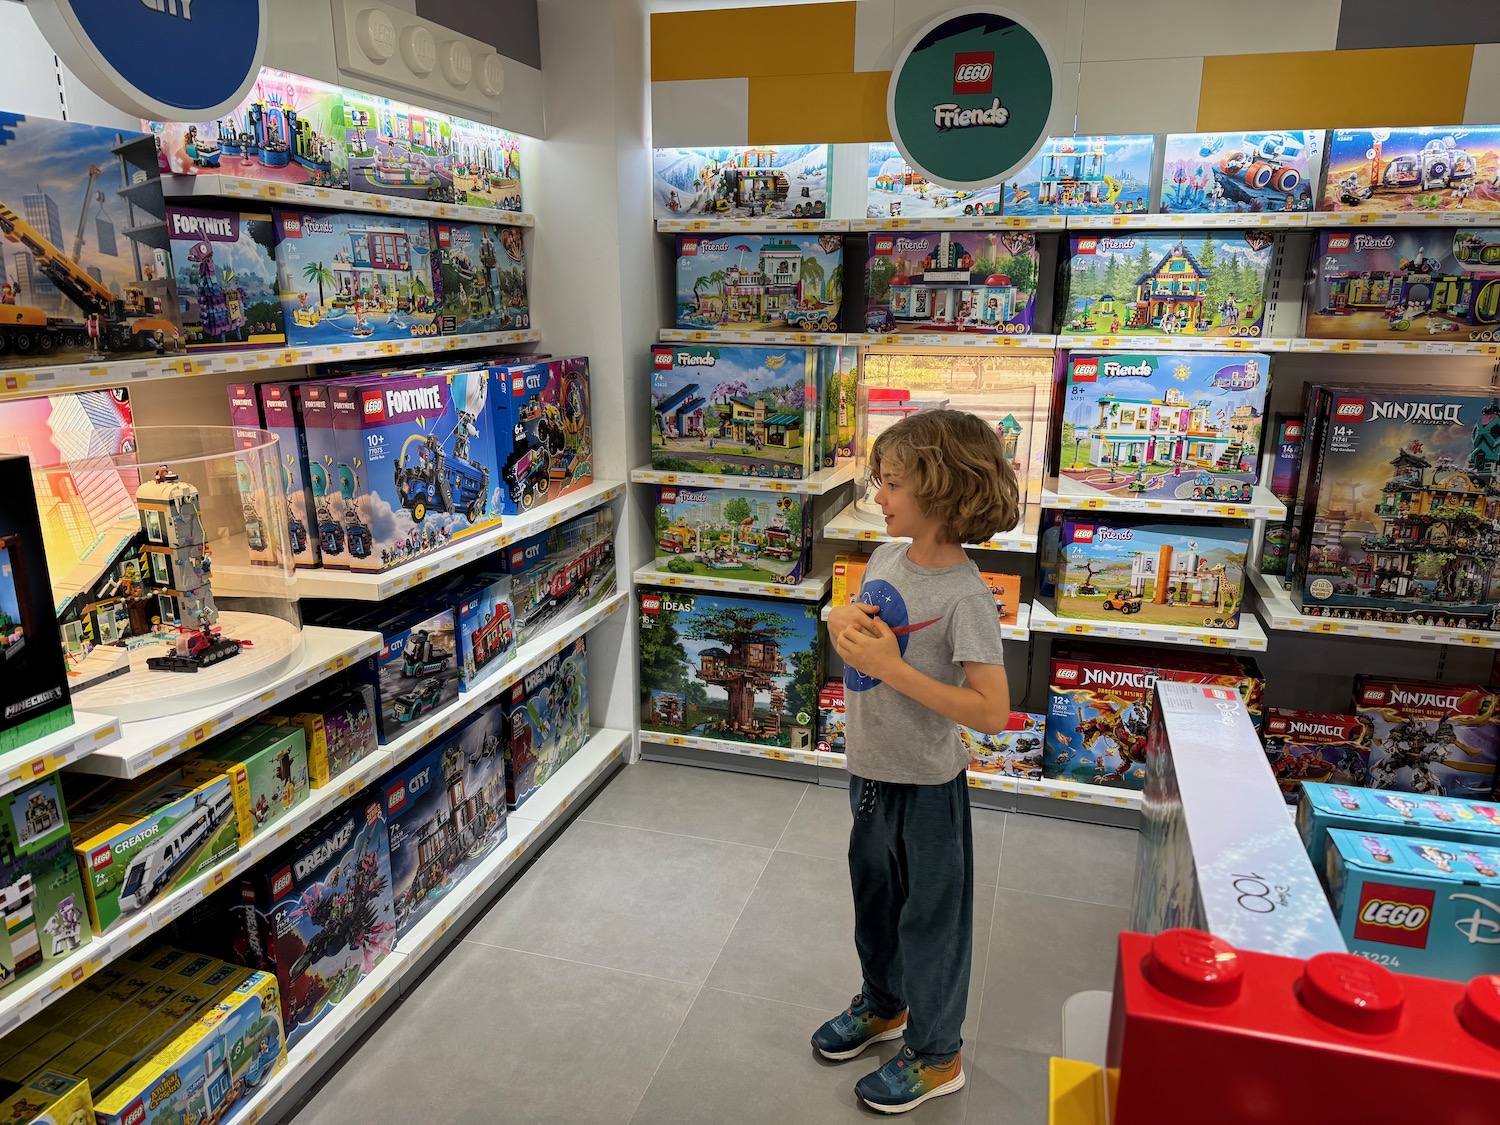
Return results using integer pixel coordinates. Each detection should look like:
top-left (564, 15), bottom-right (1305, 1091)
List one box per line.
top-left (1004, 135), bottom-right (1155, 216)
top-left (1261, 708), bottom-right (1373, 806)
top-left (503, 638), bottom-right (589, 807)
top-left (0, 774), bottom-right (91, 992)
top-left (169, 206), bottom-right (286, 352)
top-left (1159, 130), bottom-right (1323, 213)
top-left (674, 233), bottom-right (843, 333)
top-left (653, 485), bottom-right (813, 586)
top-left (1322, 126), bottom-right (1500, 212)
top-left (430, 220), bottom-right (530, 335)
top-left (1354, 675), bottom-right (1500, 799)
top-left (502, 507), bottom-right (616, 648)
top-left (862, 230), bottom-right (1038, 335)
top-left (654, 145), bottom-right (830, 220)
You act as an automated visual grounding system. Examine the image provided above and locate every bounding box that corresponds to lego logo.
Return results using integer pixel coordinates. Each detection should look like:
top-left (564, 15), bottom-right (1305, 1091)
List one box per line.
top-left (1072, 359), bottom-right (1099, 382)
top-left (955, 62), bottom-right (992, 82)
top-left (1077, 238), bottom-right (1099, 254)
top-left (1361, 901), bottom-right (1429, 929)
top-left (661, 488), bottom-right (677, 504)
top-left (121, 1101), bottom-right (146, 1125)
top-left (1070, 526), bottom-right (1096, 544)
top-left (1334, 399), bottom-right (1365, 421)
top-left (1285, 422), bottom-right (1303, 439)
top-left (89, 845), bottom-right (113, 870)
top-left (1355, 882), bottom-right (1434, 948)
top-left (363, 394), bottom-right (385, 418)
top-left (873, 237), bottom-right (894, 254)
top-left (1361, 686), bottom-right (1387, 705)
top-left (436, 225), bottom-right (452, 247)
top-left (283, 218), bottom-right (302, 237)
top-left (1055, 666), bottom-right (1079, 683)
top-left (642, 594), bottom-right (662, 614)
top-left (1203, 687), bottom-right (1236, 701)
top-left (1267, 716), bottom-right (1289, 734)
top-left (953, 51), bottom-right (994, 93)
top-left (681, 239), bottom-right (699, 256)
top-left (509, 547), bottom-right (525, 567)
top-left (240, 884), bottom-right (256, 902)
top-left (271, 866), bottom-right (293, 898)
top-left (653, 351), bottom-right (673, 370)
top-left (385, 781), bottom-right (408, 816)
top-left (1328, 234), bottom-right (1352, 252)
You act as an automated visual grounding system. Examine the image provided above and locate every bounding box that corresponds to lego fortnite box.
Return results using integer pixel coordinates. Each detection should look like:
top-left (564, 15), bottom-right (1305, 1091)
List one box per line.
top-left (1304, 228), bottom-right (1500, 343)
top-left (1055, 232), bottom-right (1274, 339)
top-left (866, 141), bottom-right (1004, 219)
top-left (1262, 709), bottom-right (1373, 805)
top-left (650, 344), bottom-right (818, 479)
top-left (862, 230), bottom-right (1038, 335)
top-left (1260, 414), bottom-right (1303, 575)
top-left (273, 210), bottom-right (440, 348)
top-left (291, 382), bottom-right (355, 569)
top-left (1354, 676), bottom-right (1500, 799)
top-left (654, 145), bottom-right (830, 220)
top-left (502, 638), bottom-right (589, 808)
top-left (638, 588), bottom-right (823, 752)
top-left (1297, 781), bottom-right (1500, 868)
top-left (1326, 827), bottom-right (1500, 980)
top-left (489, 356), bottom-right (594, 513)
top-left (253, 382), bottom-right (320, 568)
top-left (1322, 126), bottom-right (1500, 212)
top-left (674, 233), bottom-right (843, 333)
top-left (430, 220), bottom-right (530, 335)
top-left (653, 485), bottom-right (813, 586)
top-left (168, 207), bottom-right (286, 352)
top-left (964, 712), bottom-right (1046, 779)
top-left (502, 508), bottom-right (615, 647)
top-left (448, 116), bottom-right (523, 212)
top-left (1056, 352), bottom-right (1270, 502)
top-left (0, 775), bottom-right (91, 991)
top-left (1159, 130), bottom-right (1324, 213)
top-left (1004, 135), bottom-right (1154, 216)
top-left (342, 92), bottom-right (454, 202)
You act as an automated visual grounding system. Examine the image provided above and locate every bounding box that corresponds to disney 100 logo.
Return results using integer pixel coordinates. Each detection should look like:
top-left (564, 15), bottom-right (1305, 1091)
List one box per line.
top-left (1451, 893), bottom-right (1500, 944)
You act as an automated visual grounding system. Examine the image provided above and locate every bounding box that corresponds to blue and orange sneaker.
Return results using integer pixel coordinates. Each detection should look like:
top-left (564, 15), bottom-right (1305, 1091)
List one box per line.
top-left (810, 993), bottom-right (908, 1060)
top-left (855, 1045), bottom-right (966, 1113)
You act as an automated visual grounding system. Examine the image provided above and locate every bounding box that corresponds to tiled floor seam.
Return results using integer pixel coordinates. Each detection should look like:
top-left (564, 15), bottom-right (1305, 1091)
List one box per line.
top-left (454, 938), bottom-right (714, 989)
top-left (573, 814), bottom-right (790, 849)
top-left (991, 883), bottom-right (1135, 910)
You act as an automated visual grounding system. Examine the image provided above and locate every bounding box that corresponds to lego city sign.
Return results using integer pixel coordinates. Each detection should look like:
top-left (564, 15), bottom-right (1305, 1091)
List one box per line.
top-left (886, 6), bottom-right (1057, 190)
top-left (29, 0), bottom-right (266, 118)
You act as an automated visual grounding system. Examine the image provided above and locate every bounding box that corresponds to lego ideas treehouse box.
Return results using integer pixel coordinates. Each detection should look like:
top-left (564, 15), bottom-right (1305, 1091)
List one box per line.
top-left (168, 207), bottom-right (286, 352)
top-left (1159, 130), bottom-right (1324, 214)
top-left (1004, 135), bottom-right (1155, 216)
top-left (862, 230), bottom-right (1038, 335)
top-left (654, 145), bottom-right (830, 220)
top-left (653, 485), bottom-right (813, 586)
top-left (1322, 126), bottom-right (1500, 212)
top-left (638, 588), bottom-right (823, 751)
top-left (674, 233), bottom-right (843, 333)
top-left (430, 220), bottom-right (529, 335)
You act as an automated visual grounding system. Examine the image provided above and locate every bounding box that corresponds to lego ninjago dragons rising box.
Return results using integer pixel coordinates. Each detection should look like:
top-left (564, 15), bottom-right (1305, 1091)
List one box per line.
top-left (638, 588), bottom-right (823, 751)
top-left (1354, 675), bottom-right (1500, 800)
top-left (1261, 708), bottom-right (1374, 806)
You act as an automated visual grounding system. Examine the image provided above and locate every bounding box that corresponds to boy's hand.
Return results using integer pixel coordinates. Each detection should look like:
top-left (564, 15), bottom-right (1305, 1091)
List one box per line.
top-left (834, 614), bottom-right (903, 681)
top-left (827, 602), bottom-right (882, 643)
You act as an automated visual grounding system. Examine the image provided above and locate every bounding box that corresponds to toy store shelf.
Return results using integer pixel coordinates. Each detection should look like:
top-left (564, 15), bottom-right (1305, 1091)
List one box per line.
top-left (821, 499), bottom-right (1038, 553)
top-left (635, 563), bottom-right (829, 601)
top-left (1066, 213), bottom-right (1307, 229)
top-left (643, 731), bottom-right (821, 766)
top-left (1288, 337), bottom-right (1500, 356)
top-left (1028, 599), bottom-right (1269, 652)
top-left (851, 216), bottom-right (1066, 231)
top-left (1054, 334), bottom-right (1289, 353)
top-left (293, 481), bottom-right (625, 601)
top-left (1042, 477), bottom-right (1287, 520)
top-left (656, 217), bottom-right (847, 232)
top-left (844, 332), bottom-right (1059, 350)
top-left (161, 174), bottom-right (536, 227)
top-left (0, 712), bottom-right (121, 796)
top-left (818, 753), bottom-right (1143, 811)
top-left (821, 599), bottom-right (1031, 640)
top-left (67, 626), bottom-right (383, 778)
top-left (1248, 570), bottom-right (1500, 649)
top-left (0, 329), bottom-right (544, 401)
top-left (632, 462), bottom-right (857, 495)
top-left (658, 327), bottom-right (848, 346)
top-left (1306, 210), bottom-right (1493, 228)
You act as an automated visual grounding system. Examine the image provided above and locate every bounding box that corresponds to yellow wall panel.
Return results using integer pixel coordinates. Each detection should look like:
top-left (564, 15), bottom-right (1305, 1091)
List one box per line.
top-left (651, 4), bottom-right (856, 82)
top-left (1198, 46), bottom-right (1474, 130)
top-left (747, 70), bottom-right (890, 144)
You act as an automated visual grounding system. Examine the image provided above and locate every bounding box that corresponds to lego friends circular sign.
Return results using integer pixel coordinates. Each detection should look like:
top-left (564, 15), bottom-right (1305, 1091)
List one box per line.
top-left (886, 6), bottom-right (1057, 190)
top-left (29, 0), bottom-right (266, 119)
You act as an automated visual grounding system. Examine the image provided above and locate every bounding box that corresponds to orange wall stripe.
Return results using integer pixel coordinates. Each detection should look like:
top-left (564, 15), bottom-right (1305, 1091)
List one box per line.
top-left (651, 3), bottom-right (856, 83)
top-left (748, 70), bottom-right (890, 144)
top-left (1198, 45), bottom-right (1475, 130)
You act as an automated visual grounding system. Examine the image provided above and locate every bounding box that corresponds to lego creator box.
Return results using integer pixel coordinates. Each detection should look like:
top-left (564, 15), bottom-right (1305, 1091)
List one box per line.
top-left (363, 606), bottom-right (460, 742)
top-left (1160, 130), bottom-right (1324, 213)
top-left (650, 344), bottom-right (817, 479)
top-left (674, 233), bottom-right (843, 333)
top-left (255, 382), bottom-right (319, 568)
top-left (1262, 709), bottom-right (1373, 805)
top-left (863, 230), bottom-right (1037, 335)
top-left (1260, 414), bottom-right (1303, 574)
top-left (1323, 126), bottom-right (1500, 212)
top-left (273, 209), bottom-right (440, 347)
top-left (654, 485), bottom-right (812, 586)
top-left (168, 207), bottom-right (285, 352)
top-left (342, 92), bottom-right (454, 202)
top-left (964, 712), bottom-right (1046, 778)
top-left (1297, 781), bottom-right (1500, 869)
top-left (0, 774), bottom-right (90, 989)
top-left (430, 220), bottom-right (530, 335)
top-left (638, 588), bottom-right (822, 752)
top-left (382, 709), bottom-right (508, 937)
top-left (1004, 135), bottom-right (1155, 216)
top-left (654, 145), bottom-right (830, 220)
top-left (1055, 233), bottom-right (1274, 338)
top-left (1325, 827), bottom-right (1500, 981)
top-left (1354, 676), bottom-right (1500, 799)
top-left (503, 639), bottom-right (589, 807)
top-left (866, 141), bottom-right (1003, 219)
top-left (491, 356), bottom-right (594, 509)
top-left (503, 507), bottom-right (616, 647)
top-left (1053, 517), bottom-right (1251, 630)
top-left (187, 724), bottom-right (310, 846)
top-left (1056, 352), bottom-right (1270, 502)
top-left (1295, 388), bottom-right (1500, 630)
top-left (283, 682), bottom-right (377, 788)
top-left (1304, 227), bottom-right (1500, 343)
top-left (448, 116), bottom-right (523, 211)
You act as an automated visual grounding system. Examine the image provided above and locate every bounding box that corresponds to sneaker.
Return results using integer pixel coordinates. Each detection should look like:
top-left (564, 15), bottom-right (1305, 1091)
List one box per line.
top-left (810, 993), bottom-right (908, 1060)
top-left (855, 1045), bottom-right (966, 1114)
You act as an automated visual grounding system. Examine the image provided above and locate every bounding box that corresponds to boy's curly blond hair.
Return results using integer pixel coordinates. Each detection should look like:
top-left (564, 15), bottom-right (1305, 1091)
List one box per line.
top-left (869, 409), bottom-right (1020, 545)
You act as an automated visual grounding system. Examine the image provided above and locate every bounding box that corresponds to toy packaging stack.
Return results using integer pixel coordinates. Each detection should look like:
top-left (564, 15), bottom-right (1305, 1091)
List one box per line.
top-left (1159, 130), bottom-right (1323, 213)
top-left (653, 486), bottom-right (813, 585)
top-left (1296, 780), bottom-right (1500, 868)
top-left (488, 356), bottom-right (594, 513)
top-left (638, 589), bottom-right (823, 752)
top-left (1353, 675), bottom-right (1500, 799)
top-left (861, 230), bottom-right (1038, 336)
top-left (184, 723), bottom-right (310, 845)
top-left (1260, 415), bottom-right (1303, 574)
top-left (251, 381), bottom-right (321, 568)
top-left (1322, 126), bottom-right (1500, 212)
top-left (1261, 709), bottom-right (1374, 805)
top-left (653, 145), bottom-right (830, 220)
top-left (0, 1070), bottom-right (92, 1125)
top-left (865, 141), bottom-right (1004, 219)
top-left (502, 507), bottom-right (616, 647)
top-left (0, 774), bottom-right (91, 990)
top-left (1054, 232), bottom-right (1275, 339)
top-left (815, 680), bottom-right (845, 753)
top-left (430, 221), bottom-right (530, 335)
top-left (290, 381), bottom-right (357, 568)
top-left (280, 683), bottom-right (378, 788)
top-left (674, 233), bottom-right (843, 333)
top-left (963, 712), bottom-right (1046, 778)
top-left (168, 207), bottom-right (286, 352)
top-left (1054, 352), bottom-right (1271, 502)
top-left (502, 638), bottom-right (589, 807)
top-left (1003, 135), bottom-right (1155, 216)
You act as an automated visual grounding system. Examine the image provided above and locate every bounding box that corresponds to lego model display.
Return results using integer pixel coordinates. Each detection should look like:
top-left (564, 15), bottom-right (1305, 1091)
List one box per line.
top-left (1159, 130), bottom-right (1323, 213)
top-left (1261, 708), bottom-right (1373, 805)
top-left (1004, 135), bottom-right (1154, 216)
top-left (273, 209), bottom-right (439, 347)
top-left (342, 93), bottom-right (453, 202)
top-left (1323, 125), bottom-right (1500, 212)
top-left (650, 344), bottom-right (819, 478)
top-left (0, 774), bottom-right (90, 989)
top-left (1303, 228), bottom-right (1500, 342)
top-left (448, 117), bottom-right (523, 211)
top-left (865, 142), bottom-right (1003, 219)
top-left (1260, 414), bottom-right (1303, 574)
top-left (430, 221), bottom-right (529, 335)
top-left (1055, 352), bottom-right (1270, 501)
top-left (168, 207), bottom-right (285, 352)
top-left (364, 606), bottom-right (460, 742)
top-left (653, 486), bottom-right (813, 585)
top-left (674, 233), bottom-right (843, 332)
top-left (964, 712), bottom-right (1046, 778)
top-left (655, 145), bottom-right (830, 220)
top-left (1296, 780), bottom-right (1500, 866)
top-left (862, 231), bottom-right (1038, 335)
top-left (1055, 233), bottom-right (1275, 338)
top-left (1053, 517), bottom-right (1251, 630)
top-left (503, 508), bottom-right (615, 647)
top-left (1354, 675), bottom-right (1500, 798)
top-left (639, 588), bottom-right (822, 751)
top-left (491, 356), bottom-right (594, 512)
top-left (502, 639), bottom-right (589, 807)
top-left (186, 724), bottom-right (310, 845)
top-left (0, 113), bottom-right (183, 368)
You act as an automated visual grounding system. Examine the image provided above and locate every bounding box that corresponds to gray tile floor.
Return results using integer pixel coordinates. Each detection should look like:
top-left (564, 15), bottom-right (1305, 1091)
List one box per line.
top-left (286, 761), bottom-right (1138, 1124)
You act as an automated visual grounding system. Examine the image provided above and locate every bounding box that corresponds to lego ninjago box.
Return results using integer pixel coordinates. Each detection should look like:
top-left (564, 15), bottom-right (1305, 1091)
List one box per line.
top-left (1261, 708), bottom-right (1373, 805)
top-left (1353, 675), bottom-right (1500, 799)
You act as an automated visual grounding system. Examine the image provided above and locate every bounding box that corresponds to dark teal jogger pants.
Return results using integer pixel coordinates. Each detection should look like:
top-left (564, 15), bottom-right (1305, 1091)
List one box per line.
top-left (847, 773), bottom-right (974, 1060)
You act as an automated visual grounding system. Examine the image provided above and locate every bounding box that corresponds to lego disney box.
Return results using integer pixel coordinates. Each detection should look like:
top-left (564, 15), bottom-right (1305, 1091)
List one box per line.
top-left (1004, 135), bottom-right (1154, 216)
top-left (653, 485), bottom-right (813, 586)
top-left (430, 220), bottom-right (530, 335)
top-left (1354, 675), bottom-right (1500, 800)
top-left (654, 145), bottom-right (830, 220)
top-left (1296, 780), bottom-right (1500, 868)
top-left (1159, 130), bottom-right (1324, 213)
top-left (638, 588), bottom-right (823, 751)
top-left (862, 230), bottom-right (1038, 335)
top-left (865, 141), bottom-right (1004, 219)
top-left (674, 233), bottom-right (843, 333)
top-left (1322, 125), bottom-right (1500, 212)
top-left (168, 206), bottom-right (286, 352)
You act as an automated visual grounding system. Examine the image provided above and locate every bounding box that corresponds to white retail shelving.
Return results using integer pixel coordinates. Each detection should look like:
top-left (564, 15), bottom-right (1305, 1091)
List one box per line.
top-left (821, 599), bottom-right (1031, 641)
top-left (634, 562), bottom-right (830, 601)
top-left (821, 499), bottom-right (1038, 553)
top-left (1028, 598), bottom-right (1269, 652)
top-left (846, 332), bottom-right (1058, 349)
top-left (816, 751), bottom-right (1143, 811)
top-left (0, 712), bottom-right (120, 796)
top-left (1288, 337), bottom-right (1500, 356)
top-left (1042, 477), bottom-right (1287, 520)
top-left (295, 481), bottom-right (623, 601)
top-left (1053, 334), bottom-right (1289, 353)
top-left (657, 327), bottom-right (847, 346)
top-left (643, 731), bottom-right (820, 766)
top-left (656, 217), bottom-right (846, 232)
top-left (160, 174), bottom-right (535, 226)
top-left (851, 216), bottom-right (1066, 231)
top-left (632, 462), bottom-right (856, 495)
top-left (1067, 212), bottom-right (1307, 230)
top-left (1249, 571), bottom-right (1500, 649)
top-left (1305, 210), bottom-right (1495, 228)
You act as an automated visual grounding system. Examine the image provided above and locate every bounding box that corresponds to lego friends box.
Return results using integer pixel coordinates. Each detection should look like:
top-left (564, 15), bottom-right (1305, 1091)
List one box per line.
top-left (675, 233), bottom-right (843, 333)
top-left (1159, 130), bottom-right (1324, 214)
top-left (862, 230), bottom-right (1037, 335)
top-left (655, 145), bottom-right (830, 220)
top-left (865, 141), bottom-right (1003, 219)
top-left (431, 221), bottom-right (529, 335)
top-left (654, 485), bottom-right (813, 586)
top-left (1323, 126), bottom-right (1500, 212)
top-left (1004, 135), bottom-right (1154, 217)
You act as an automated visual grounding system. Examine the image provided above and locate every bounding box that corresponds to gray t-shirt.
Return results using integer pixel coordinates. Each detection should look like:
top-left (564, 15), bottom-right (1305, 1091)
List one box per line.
top-left (842, 542), bottom-right (1007, 785)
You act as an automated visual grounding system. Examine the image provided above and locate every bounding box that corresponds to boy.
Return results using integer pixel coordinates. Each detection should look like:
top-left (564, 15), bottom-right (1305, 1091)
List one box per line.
top-left (812, 410), bottom-right (1016, 1114)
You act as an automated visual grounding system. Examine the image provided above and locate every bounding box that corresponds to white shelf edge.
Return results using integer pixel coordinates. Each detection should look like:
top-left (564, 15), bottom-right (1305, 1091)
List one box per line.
top-left (631, 462), bottom-right (856, 496)
top-left (642, 732), bottom-right (820, 766)
top-left (1306, 210), bottom-right (1499, 228)
top-left (162, 174), bottom-right (535, 227)
top-left (1054, 335), bottom-right (1290, 353)
top-left (634, 563), bottom-right (828, 601)
top-left (1067, 213), bottom-right (1307, 230)
top-left (1249, 570), bottom-right (1500, 649)
top-left (1042, 478), bottom-right (1287, 520)
top-left (1028, 598), bottom-right (1268, 652)
top-left (820, 498), bottom-right (1038, 553)
top-left (656, 328), bottom-right (848, 346)
top-left (845, 332), bottom-right (1057, 350)
top-left (0, 712), bottom-right (120, 796)
top-left (851, 216), bottom-right (1065, 231)
top-left (656, 217), bottom-right (846, 232)
top-left (1289, 337), bottom-right (1500, 356)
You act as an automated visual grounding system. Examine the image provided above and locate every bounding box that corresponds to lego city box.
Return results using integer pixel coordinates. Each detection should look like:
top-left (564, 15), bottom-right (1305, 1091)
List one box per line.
top-left (650, 344), bottom-right (817, 479)
top-left (488, 356), bottom-right (594, 512)
top-left (865, 141), bottom-right (1004, 220)
top-left (1261, 709), bottom-right (1373, 806)
top-left (861, 230), bottom-right (1038, 335)
top-left (0, 1069), bottom-right (91, 1125)
top-left (653, 485), bottom-right (813, 586)
top-left (1159, 130), bottom-right (1324, 213)
top-left (1055, 352), bottom-right (1270, 502)
top-left (654, 145), bottom-right (830, 220)
top-left (638, 588), bottom-right (823, 752)
top-left (342, 91), bottom-right (454, 202)
top-left (447, 572), bottom-right (516, 690)
top-left (502, 639), bottom-right (589, 807)
top-left (500, 507), bottom-right (616, 648)
top-left (1353, 675), bottom-right (1500, 799)
top-left (0, 774), bottom-right (91, 992)
top-left (1054, 232), bottom-right (1275, 338)
top-left (964, 711), bottom-right (1046, 779)
top-left (1002, 135), bottom-right (1155, 216)
top-left (357, 604), bottom-right (460, 743)
top-left (184, 723), bottom-right (310, 846)
top-left (674, 233), bottom-right (843, 333)
top-left (430, 220), bottom-right (530, 335)
top-left (168, 206), bottom-right (285, 353)
top-left (1322, 125), bottom-right (1500, 212)
top-left (1297, 780), bottom-right (1500, 870)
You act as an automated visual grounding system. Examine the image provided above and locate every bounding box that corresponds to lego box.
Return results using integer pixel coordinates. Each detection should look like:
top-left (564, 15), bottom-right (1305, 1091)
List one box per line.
top-left (364, 606), bottom-right (460, 742)
top-left (503, 507), bottom-right (616, 648)
top-left (963, 712), bottom-right (1046, 778)
top-left (0, 774), bottom-right (90, 990)
top-left (448, 116), bottom-right (523, 212)
top-left (866, 141), bottom-right (1004, 219)
top-left (168, 207), bottom-right (286, 352)
top-left (1354, 676), bottom-right (1500, 799)
top-left (1297, 780), bottom-right (1500, 868)
top-left (253, 382), bottom-right (320, 568)
top-left (283, 682), bottom-right (378, 788)
top-left (0, 1069), bottom-right (91, 1125)
top-left (1260, 414), bottom-right (1303, 575)
top-left (654, 145), bottom-right (830, 220)
top-left (1322, 125), bottom-right (1500, 212)
top-left (186, 723), bottom-right (310, 845)
top-left (1004, 135), bottom-right (1155, 216)
top-left (1261, 709), bottom-right (1373, 805)
top-left (450, 572), bottom-right (516, 689)
top-left (654, 486), bottom-right (812, 586)
top-left (430, 220), bottom-right (530, 335)
top-left (503, 639), bottom-right (589, 808)
top-left (490, 356), bottom-right (594, 512)
top-left (862, 230), bottom-right (1038, 335)
top-left (675, 233), bottom-right (843, 333)
top-left (342, 93), bottom-right (454, 202)
top-left (816, 679), bottom-right (845, 753)
top-left (1159, 130), bottom-right (1324, 213)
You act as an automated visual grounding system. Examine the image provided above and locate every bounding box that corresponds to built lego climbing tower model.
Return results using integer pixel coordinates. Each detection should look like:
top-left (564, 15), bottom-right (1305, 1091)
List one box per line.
top-left (135, 466), bottom-right (218, 631)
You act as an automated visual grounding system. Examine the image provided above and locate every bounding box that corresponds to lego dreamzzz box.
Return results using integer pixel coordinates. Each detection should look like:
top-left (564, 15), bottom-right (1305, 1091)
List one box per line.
top-left (1354, 675), bottom-right (1500, 799)
top-left (674, 233), bottom-right (843, 333)
top-left (862, 230), bottom-right (1038, 335)
top-left (1159, 130), bottom-right (1324, 214)
top-left (1322, 125), bottom-right (1500, 212)
top-left (653, 485), bottom-right (813, 586)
